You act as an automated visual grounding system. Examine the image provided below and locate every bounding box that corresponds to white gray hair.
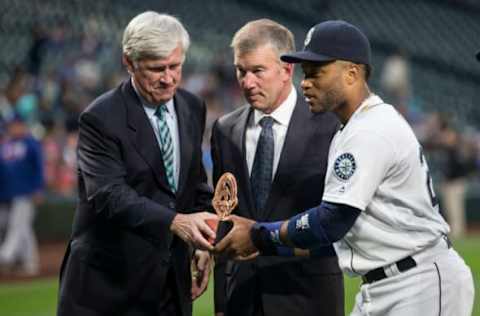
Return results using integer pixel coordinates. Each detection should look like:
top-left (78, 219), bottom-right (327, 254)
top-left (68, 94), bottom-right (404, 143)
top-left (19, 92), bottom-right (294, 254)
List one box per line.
top-left (122, 11), bottom-right (190, 61)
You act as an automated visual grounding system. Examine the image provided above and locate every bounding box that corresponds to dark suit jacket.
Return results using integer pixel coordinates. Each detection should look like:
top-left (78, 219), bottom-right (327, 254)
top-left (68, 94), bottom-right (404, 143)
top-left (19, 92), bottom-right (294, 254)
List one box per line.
top-left (57, 80), bottom-right (212, 316)
top-left (211, 95), bottom-right (344, 316)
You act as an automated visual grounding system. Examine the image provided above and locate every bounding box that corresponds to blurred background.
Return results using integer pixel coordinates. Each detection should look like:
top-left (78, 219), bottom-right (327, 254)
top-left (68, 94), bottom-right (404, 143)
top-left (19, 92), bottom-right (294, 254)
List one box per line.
top-left (0, 0), bottom-right (478, 315)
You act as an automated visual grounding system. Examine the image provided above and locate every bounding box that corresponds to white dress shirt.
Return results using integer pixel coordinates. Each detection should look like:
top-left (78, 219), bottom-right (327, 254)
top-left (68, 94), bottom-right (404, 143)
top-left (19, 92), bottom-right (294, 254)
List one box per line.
top-left (246, 86), bottom-right (297, 178)
top-left (132, 80), bottom-right (180, 187)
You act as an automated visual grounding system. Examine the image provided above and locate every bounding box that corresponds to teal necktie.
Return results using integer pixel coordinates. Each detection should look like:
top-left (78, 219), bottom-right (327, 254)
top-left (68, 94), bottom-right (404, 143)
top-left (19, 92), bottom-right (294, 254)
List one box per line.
top-left (155, 105), bottom-right (176, 192)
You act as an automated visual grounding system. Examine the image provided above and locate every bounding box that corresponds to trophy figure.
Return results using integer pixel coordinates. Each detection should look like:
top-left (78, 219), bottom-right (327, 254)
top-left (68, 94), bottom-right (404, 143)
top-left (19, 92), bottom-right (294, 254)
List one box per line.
top-left (207, 172), bottom-right (238, 244)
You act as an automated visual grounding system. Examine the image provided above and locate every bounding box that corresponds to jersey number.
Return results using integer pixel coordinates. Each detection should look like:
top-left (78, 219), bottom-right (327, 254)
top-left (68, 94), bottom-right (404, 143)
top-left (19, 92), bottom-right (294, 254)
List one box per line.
top-left (420, 147), bottom-right (439, 207)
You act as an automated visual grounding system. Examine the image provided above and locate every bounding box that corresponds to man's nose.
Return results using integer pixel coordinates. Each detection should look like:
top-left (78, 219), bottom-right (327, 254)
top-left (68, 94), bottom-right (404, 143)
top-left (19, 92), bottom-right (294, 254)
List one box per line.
top-left (300, 79), bottom-right (311, 91)
top-left (160, 68), bottom-right (175, 84)
top-left (241, 72), bottom-right (256, 89)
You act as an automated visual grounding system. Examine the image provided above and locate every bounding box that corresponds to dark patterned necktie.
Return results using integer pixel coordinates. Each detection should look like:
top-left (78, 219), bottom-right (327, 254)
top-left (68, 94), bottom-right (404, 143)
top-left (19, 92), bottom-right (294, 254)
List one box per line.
top-left (251, 116), bottom-right (274, 213)
top-left (155, 105), bottom-right (176, 192)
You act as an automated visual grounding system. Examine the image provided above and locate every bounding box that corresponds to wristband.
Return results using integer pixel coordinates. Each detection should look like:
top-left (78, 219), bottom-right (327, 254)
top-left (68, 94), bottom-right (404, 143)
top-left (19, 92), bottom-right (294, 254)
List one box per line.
top-left (250, 221), bottom-right (284, 255)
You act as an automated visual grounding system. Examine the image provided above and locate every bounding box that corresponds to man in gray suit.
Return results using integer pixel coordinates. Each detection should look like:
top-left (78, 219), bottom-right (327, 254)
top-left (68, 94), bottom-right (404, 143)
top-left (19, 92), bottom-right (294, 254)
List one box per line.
top-left (211, 19), bottom-right (344, 316)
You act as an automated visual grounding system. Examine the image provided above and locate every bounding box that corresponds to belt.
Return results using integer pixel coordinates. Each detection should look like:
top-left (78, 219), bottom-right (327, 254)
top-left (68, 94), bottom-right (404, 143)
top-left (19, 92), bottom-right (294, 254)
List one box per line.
top-left (361, 235), bottom-right (452, 284)
top-left (362, 256), bottom-right (416, 284)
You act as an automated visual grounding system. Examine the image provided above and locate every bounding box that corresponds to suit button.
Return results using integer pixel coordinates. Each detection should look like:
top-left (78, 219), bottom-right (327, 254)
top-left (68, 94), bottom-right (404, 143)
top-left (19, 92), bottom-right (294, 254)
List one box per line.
top-left (168, 202), bottom-right (175, 209)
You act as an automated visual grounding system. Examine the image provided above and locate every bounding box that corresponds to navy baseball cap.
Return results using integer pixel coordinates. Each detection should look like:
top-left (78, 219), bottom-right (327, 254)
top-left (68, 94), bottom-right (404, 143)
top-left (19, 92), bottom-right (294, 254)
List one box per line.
top-left (281, 20), bottom-right (371, 66)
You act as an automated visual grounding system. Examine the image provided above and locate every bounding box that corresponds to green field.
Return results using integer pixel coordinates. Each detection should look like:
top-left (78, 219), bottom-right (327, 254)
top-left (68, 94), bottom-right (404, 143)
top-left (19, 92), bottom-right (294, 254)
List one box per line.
top-left (1, 236), bottom-right (478, 316)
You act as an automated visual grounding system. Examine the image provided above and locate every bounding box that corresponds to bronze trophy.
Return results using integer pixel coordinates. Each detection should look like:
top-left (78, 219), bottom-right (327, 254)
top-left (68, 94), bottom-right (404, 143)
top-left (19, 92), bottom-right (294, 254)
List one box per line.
top-left (207, 172), bottom-right (238, 244)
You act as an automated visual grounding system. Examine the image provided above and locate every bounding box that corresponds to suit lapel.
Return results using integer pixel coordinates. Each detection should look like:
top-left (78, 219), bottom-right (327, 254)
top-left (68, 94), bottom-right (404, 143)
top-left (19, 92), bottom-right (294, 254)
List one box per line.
top-left (123, 80), bottom-right (173, 194)
top-left (174, 92), bottom-right (193, 195)
top-left (263, 97), bottom-right (315, 219)
top-left (231, 107), bottom-right (256, 218)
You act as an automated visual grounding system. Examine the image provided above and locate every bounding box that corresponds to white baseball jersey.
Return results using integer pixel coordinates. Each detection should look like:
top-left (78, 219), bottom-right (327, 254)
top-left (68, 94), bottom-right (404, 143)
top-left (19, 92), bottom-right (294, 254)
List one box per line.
top-left (322, 94), bottom-right (450, 276)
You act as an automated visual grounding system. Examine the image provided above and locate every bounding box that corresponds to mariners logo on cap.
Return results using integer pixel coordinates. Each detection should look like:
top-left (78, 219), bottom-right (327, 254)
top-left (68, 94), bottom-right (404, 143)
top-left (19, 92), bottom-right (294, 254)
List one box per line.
top-left (334, 153), bottom-right (356, 181)
top-left (304, 27), bottom-right (315, 46)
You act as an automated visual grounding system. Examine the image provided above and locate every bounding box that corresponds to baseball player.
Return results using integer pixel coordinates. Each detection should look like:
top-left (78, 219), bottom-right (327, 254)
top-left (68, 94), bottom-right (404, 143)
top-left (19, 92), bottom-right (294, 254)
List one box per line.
top-left (215, 20), bottom-right (474, 316)
top-left (0, 113), bottom-right (44, 275)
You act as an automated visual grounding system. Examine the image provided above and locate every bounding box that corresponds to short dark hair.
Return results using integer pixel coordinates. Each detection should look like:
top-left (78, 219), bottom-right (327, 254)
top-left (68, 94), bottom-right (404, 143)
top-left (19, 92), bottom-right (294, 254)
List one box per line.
top-left (361, 64), bottom-right (372, 81)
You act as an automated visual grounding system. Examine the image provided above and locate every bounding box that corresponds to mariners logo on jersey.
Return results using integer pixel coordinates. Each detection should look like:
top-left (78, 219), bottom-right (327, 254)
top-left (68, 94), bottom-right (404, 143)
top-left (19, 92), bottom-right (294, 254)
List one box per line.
top-left (334, 153), bottom-right (356, 181)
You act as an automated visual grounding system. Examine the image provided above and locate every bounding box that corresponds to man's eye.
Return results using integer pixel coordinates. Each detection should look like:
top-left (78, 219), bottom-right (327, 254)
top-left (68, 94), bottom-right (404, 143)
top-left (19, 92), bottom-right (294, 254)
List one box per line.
top-left (305, 72), bottom-right (319, 79)
top-left (149, 67), bottom-right (165, 73)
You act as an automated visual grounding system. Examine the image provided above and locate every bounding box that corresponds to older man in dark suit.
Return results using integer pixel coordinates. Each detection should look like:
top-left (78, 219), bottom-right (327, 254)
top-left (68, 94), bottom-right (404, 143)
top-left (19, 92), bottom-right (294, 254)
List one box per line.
top-left (57, 11), bottom-right (217, 316)
top-left (211, 19), bottom-right (344, 316)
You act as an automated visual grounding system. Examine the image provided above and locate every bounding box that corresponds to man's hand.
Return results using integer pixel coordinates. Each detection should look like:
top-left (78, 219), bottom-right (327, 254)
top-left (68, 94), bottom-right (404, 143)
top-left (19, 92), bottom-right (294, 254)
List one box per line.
top-left (191, 249), bottom-right (212, 300)
top-left (213, 215), bottom-right (259, 260)
top-left (170, 212), bottom-right (218, 251)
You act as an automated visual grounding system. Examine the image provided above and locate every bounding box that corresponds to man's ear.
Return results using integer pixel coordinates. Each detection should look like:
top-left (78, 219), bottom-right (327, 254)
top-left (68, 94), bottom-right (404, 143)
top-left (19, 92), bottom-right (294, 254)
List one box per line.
top-left (281, 62), bottom-right (294, 84)
top-left (283, 62), bottom-right (294, 77)
top-left (344, 63), bottom-right (361, 86)
top-left (122, 54), bottom-right (134, 75)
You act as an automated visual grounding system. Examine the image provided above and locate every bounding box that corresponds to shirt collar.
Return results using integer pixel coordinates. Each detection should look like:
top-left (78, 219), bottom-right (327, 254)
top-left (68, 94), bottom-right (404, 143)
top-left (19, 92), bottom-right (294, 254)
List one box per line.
top-left (131, 78), bottom-right (175, 119)
top-left (339, 94), bottom-right (384, 130)
top-left (143, 99), bottom-right (175, 120)
top-left (355, 94), bottom-right (384, 114)
top-left (253, 85), bottom-right (297, 127)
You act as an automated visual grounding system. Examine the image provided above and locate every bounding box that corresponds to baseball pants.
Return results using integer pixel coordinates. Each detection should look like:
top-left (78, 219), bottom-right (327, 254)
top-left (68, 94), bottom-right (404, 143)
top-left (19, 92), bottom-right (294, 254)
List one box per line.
top-left (350, 237), bottom-right (474, 316)
top-left (0, 196), bottom-right (39, 273)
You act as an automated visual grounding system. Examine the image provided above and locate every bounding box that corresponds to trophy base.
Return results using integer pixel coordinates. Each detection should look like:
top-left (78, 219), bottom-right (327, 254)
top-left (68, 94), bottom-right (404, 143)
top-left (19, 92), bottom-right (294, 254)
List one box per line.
top-left (215, 220), bottom-right (233, 244)
top-left (206, 219), bottom-right (233, 245)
